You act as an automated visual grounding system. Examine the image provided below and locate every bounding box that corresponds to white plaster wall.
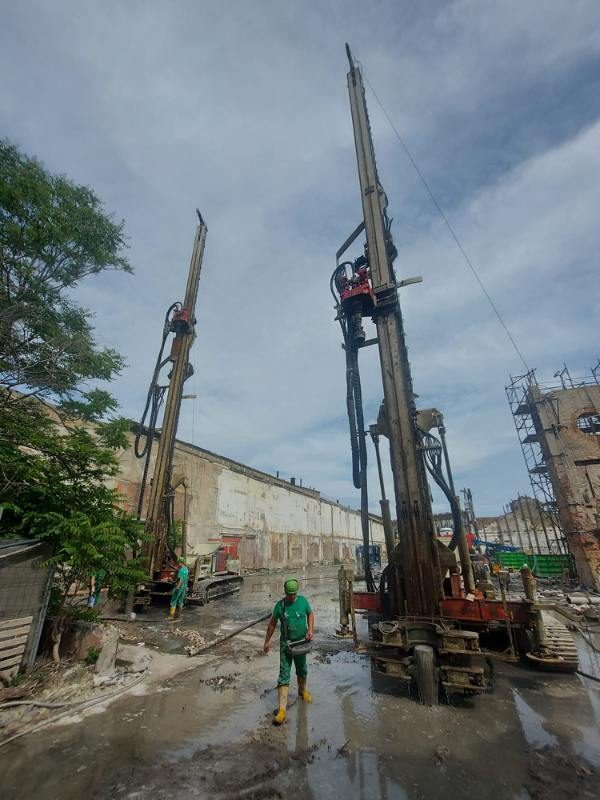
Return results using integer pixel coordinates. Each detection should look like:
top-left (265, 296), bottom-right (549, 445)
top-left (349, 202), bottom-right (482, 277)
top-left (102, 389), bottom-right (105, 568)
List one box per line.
top-left (115, 434), bottom-right (385, 569)
top-left (215, 469), bottom-right (383, 545)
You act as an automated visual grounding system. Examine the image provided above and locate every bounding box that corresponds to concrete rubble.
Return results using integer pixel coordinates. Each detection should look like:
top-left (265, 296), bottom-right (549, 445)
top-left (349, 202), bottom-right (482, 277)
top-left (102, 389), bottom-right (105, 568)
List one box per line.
top-left (115, 643), bottom-right (152, 673)
top-left (534, 585), bottom-right (600, 623)
top-left (59, 621), bottom-right (119, 671)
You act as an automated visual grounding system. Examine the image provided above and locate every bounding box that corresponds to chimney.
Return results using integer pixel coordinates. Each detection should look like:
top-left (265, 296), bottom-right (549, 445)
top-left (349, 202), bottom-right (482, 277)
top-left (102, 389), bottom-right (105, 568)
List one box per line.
top-left (290, 477), bottom-right (296, 485)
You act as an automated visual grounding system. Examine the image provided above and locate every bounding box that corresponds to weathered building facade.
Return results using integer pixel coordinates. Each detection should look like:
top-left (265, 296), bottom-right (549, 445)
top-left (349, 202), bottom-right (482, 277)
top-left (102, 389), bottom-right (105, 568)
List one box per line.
top-left (435, 496), bottom-right (563, 553)
top-left (114, 434), bottom-right (385, 571)
top-left (527, 383), bottom-right (600, 590)
top-left (479, 497), bottom-right (563, 553)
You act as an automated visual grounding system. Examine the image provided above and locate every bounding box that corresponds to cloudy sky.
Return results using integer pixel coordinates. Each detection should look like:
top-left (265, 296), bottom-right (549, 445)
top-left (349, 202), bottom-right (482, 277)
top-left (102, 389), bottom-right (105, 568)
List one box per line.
top-left (2, 1), bottom-right (599, 516)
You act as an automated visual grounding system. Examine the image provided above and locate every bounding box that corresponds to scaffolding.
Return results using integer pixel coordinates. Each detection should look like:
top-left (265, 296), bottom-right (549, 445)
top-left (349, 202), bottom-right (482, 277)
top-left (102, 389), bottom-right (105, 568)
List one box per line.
top-left (505, 370), bottom-right (567, 554)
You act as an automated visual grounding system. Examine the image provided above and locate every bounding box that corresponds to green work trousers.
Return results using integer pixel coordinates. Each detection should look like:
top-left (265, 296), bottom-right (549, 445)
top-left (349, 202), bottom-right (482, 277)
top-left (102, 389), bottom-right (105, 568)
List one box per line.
top-left (171, 586), bottom-right (186, 608)
top-left (277, 644), bottom-right (308, 686)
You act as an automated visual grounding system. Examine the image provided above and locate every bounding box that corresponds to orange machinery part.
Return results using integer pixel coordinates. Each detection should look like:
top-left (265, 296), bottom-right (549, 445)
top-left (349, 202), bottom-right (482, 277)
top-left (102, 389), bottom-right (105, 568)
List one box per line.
top-left (352, 591), bottom-right (532, 627)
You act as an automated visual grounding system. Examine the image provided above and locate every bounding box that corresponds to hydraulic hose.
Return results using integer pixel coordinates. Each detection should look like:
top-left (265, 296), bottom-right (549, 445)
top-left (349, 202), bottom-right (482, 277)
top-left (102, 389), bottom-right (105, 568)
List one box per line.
top-left (345, 350), bottom-right (360, 489)
top-left (419, 429), bottom-right (461, 551)
top-left (134, 302), bottom-right (180, 460)
top-left (331, 266), bottom-right (375, 593)
top-left (134, 301), bottom-right (180, 518)
top-left (353, 354), bottom-right (375, 592)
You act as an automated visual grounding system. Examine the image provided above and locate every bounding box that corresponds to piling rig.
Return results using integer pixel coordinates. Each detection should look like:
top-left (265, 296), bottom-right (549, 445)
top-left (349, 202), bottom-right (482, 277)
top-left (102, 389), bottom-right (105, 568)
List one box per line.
top-left (134, 213), bottom-right (242, 606)
top-left (334, 46), bottom-right (578, 703)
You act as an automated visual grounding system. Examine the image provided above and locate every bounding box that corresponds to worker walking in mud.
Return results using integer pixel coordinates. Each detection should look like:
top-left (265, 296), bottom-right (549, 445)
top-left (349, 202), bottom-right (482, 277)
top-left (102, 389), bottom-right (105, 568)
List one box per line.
top-left (263, 577), bottom-right (314, 725)
top-left (167, 559), bottom-right (189, 621)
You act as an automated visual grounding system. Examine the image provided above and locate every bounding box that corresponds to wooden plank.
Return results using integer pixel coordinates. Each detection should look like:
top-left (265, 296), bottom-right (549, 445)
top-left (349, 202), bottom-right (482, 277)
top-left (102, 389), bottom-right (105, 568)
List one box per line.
top-left (0, 616), bottom-right (33, 631)
top-left (0, 635), bottom-right (28, 652)
top-left (0, 643), bottom-right (26, 661)
top-left (0, 625), bottom-right (30, 642)
top-left (0, 654), bottom-right (22, 669)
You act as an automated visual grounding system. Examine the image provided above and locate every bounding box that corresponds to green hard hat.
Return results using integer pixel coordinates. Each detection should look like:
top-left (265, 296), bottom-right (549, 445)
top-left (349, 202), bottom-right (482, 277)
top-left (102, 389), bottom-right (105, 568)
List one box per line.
top-left (284, 578), bottom-right (299, 594)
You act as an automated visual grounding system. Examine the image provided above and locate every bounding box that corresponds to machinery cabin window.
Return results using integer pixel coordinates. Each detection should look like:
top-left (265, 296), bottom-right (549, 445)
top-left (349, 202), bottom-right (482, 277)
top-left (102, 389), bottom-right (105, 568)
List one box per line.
top-left (576, 413), bottom-right (600, 435)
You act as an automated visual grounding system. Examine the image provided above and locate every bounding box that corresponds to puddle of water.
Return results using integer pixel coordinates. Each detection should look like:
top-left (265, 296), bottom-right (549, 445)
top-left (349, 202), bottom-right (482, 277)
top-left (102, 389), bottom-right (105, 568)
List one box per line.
top-left (512, 690), bottom-right (559, 749)
top-left (5, 568), bottom-right (599, 800)
top-left (573, 629), bottom-right (600, 767)
top-left (576, 627), bottom-right (600, 680)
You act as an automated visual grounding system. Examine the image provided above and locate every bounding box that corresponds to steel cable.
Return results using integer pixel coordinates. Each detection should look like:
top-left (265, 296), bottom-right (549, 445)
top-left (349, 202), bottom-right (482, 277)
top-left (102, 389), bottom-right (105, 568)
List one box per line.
top-left (361, 70), bottom-right (530, 372)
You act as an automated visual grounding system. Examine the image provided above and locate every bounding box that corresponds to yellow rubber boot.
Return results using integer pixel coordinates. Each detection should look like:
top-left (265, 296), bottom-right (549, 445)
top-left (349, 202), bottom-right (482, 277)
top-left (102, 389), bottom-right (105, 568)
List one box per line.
top-left (167, 606), bottom-right (176, 622)
top-left (273, 685), bottom-right (288, 725)
top-left (298, 677), bottom-right (312, 703)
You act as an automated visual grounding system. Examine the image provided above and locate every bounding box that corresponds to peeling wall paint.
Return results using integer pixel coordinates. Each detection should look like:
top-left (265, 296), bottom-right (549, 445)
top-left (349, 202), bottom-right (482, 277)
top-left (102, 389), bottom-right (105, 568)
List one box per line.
top-left (114, 434), bottom-right (385, 570)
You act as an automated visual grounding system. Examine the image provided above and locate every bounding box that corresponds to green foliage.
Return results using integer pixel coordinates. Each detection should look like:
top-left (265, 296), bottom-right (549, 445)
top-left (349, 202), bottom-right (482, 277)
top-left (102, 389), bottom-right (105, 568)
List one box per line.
top-left (0, 139), bottom-right (143, 622)
top-left (85, 646), bottom-right (101, 665)
top-left (0, 397), bottom-right (147, 615)
top-left (0, 139), bottom-right (130, 406)
top-left (168, 519), bottom-right (184, 553)
top-left (35, 512), bottom-right (147, 613)
top-left (1, 401), bottom-right (118, 518)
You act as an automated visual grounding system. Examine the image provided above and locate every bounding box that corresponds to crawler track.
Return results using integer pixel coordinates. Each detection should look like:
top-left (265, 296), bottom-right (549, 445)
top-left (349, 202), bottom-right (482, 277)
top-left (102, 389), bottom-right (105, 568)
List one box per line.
top-left (526, 614), bottom-right (579, 672)
top-left (188, 574), bottom-right (243, 605)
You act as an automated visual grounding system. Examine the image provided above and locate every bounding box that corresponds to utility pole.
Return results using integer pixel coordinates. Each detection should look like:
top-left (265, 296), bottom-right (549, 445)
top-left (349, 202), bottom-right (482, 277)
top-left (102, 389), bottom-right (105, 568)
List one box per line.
top-left (143, 213), bottom-right (208, 578)
top-left (345, 46), bottom-right (439, 616)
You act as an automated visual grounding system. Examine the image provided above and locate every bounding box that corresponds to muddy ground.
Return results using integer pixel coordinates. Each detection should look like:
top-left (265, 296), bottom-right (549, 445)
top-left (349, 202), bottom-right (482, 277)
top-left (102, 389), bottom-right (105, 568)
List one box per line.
top-left (2, 567), bottom-right (600, 800)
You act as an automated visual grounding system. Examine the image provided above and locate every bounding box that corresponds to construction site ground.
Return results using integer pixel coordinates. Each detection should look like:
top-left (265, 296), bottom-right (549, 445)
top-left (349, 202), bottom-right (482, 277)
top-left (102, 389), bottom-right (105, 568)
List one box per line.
top-left (1, 566), bottom-right (600, 800)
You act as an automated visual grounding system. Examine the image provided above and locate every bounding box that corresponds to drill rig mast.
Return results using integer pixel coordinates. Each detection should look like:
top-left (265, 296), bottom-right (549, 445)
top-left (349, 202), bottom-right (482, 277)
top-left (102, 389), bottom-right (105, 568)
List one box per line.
top-left (134, 214), bottom-right (243, 606)
top-left (335, 48), bottom-right (579, 699)
top-left (334, 46), bottom-right (487, 703)
top-left (136, 213), bottom-right (207, 584)
top-left (342, 45), bottom-right (439, 617)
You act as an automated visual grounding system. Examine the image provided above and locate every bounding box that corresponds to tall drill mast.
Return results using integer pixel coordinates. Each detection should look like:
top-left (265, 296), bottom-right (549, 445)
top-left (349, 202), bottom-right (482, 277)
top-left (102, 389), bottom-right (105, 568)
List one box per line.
top-left (143, 213), bottom-right (207, 577)
top-left (339, 48), bottom-right (578, 697)
top-left (345, 46), bottom-right (439, 616)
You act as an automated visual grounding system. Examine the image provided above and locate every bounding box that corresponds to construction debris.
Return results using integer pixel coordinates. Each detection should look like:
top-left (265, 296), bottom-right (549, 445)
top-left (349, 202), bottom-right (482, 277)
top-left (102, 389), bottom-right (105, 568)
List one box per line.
top-left (172, 627), bottom-right (206, 656)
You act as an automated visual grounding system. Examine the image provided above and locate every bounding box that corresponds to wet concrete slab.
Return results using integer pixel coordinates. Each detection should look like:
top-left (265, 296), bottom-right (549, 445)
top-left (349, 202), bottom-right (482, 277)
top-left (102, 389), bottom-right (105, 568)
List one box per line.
top-left (1, 568), bottom-right (600, 800)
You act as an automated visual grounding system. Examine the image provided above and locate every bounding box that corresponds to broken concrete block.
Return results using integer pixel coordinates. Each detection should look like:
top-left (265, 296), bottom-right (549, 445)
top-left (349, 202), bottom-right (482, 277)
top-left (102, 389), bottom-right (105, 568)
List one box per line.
top-left (587, 595), bottom-right (600, 605)
top-left (94, 625), bottom-right (119, 675)
top-left (115, 643), bottom-right (151, 673)
top-left (59, 620), bottom-right (119, 670)
top-left (567, 594), bottom-right (589, 605)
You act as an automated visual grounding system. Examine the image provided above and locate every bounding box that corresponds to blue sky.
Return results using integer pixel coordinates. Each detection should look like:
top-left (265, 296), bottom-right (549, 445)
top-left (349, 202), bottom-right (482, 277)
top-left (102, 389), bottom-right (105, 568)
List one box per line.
top-left (1, 1), bottom-right (599, 515)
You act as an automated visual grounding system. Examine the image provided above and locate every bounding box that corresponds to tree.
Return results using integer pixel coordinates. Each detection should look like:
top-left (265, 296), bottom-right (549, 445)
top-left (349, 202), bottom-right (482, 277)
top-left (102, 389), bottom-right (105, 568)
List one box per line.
top-left (0, 139), bottom-right (130, 406)
top-left (0, 140), bottom-right (144, 657)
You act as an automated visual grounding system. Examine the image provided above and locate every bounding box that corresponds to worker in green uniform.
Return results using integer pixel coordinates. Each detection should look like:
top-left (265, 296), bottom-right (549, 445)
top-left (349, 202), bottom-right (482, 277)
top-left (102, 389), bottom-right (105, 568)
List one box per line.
top-left (167, 559), bottom-right (189, 621)
top-left (86, 569), bottom-right (106, 608)
top-left (263, 577), bottom-right (314, 725)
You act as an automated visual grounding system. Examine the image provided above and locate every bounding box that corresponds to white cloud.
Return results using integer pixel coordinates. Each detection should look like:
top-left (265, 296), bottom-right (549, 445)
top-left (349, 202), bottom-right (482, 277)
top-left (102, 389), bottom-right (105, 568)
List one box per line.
top-left (1, 1), bottom-right (599, 517)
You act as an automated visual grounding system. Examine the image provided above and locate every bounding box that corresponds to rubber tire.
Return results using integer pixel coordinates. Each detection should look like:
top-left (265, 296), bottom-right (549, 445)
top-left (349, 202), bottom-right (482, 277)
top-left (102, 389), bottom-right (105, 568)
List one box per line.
top-left (414, 645), bottom-right (439, 706)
